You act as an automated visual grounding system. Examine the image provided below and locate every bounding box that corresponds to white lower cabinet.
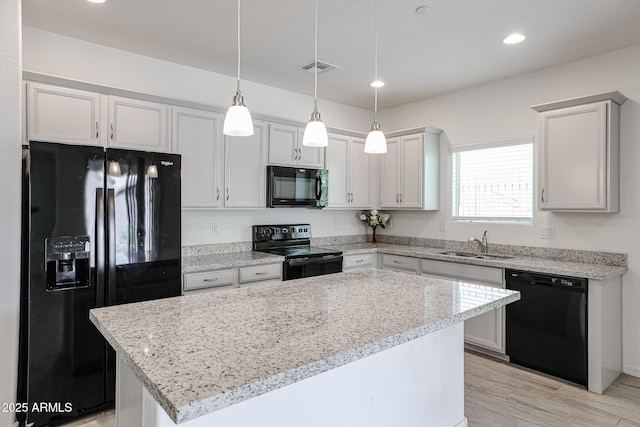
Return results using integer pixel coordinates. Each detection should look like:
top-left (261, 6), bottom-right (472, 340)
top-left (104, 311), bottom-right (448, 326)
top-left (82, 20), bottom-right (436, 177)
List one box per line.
top-left (343, 253), bottom-right (375, 271)
top-left (420, 259), bottom-right (506, 355)
top-left (380, 254), bottom-right (418, 274)
top-left (183, 263), bottom-right (282, 295)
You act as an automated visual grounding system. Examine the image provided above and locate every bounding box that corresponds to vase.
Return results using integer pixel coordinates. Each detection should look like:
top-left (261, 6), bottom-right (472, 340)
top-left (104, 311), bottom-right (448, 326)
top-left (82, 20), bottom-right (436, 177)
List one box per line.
top-left (371, 228), bottom-right (377, 246)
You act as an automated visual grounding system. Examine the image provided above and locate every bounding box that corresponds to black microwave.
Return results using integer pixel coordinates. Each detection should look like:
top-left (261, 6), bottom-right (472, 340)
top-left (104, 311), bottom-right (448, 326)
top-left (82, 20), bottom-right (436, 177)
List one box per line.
top-left (266, 166), bottom-right (329, 208)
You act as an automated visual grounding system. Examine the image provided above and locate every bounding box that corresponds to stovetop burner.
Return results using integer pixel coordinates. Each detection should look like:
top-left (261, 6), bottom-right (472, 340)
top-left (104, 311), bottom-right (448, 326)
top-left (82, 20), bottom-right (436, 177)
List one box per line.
top-left (252, 224), bottom-right (342, 259)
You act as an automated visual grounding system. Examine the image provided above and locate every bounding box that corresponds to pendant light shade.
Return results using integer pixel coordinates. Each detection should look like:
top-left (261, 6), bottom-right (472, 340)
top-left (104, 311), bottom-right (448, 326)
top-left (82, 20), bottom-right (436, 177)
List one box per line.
top-left (223, 0), bottom-right (254, 137)
top-left (302, 0), bottom-right (328, 147)
top-left (302, 111), bottom-right (328, 147)
top-left (364, 121), bottom-right (387, 154)
top-left (364, 0), bottom-right (387, 154)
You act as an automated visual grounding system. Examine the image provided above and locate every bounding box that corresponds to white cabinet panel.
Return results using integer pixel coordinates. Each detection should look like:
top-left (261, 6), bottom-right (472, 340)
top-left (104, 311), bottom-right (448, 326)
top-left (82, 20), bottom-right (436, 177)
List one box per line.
top-left (239, 263), bottom-right (282, 283)
top-left (183, 269), bottom-right (237, 291)
top-left (268, 123), bottom-right (324, 168)
top-left (326, 133), bottom-right (372, 209)
top-left (224, 121), bottom-right (268, 208)
top-left (108, 96), bottom-right (170, 152)
top-left (380, 132), bottom-right (438, 210)
top-left (420, 259), bottom-right (505, 354)
top-left (343, 253), bottom-right (375, 270)
top-left (381, 254), bottom-right (418, 273)
top-left (172, 107), bottom-right (223, 208)
top-left (27, 82), bottom-right (103, 146)
top-left (534, 92), bottom-right (626, 212)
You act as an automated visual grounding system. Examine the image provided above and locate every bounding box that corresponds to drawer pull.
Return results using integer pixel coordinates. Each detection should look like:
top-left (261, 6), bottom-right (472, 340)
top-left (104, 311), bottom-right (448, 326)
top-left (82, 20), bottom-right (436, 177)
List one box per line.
top-left (203, 278), bottom-right (219, 282)
top-left (355, 259), bottom-right (364, 263)
top-left (254, 272), bottom-right (267, 275)
top-left (393, 260), bottom-right (403, 264)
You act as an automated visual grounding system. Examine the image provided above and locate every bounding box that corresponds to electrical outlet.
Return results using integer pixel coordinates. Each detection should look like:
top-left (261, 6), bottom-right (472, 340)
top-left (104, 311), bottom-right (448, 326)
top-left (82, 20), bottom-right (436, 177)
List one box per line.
top-left (439, 221), bottom-right (446, 233)
top-left (540, 226), bottom-right (555, 239)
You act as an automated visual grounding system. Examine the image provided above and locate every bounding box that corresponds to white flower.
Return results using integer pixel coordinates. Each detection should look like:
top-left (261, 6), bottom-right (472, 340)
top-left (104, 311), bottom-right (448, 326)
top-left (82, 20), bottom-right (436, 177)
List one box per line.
top-left (370, 209), bottom-right (378, 215)
top-left (359, 214), bottom-right (366, 220)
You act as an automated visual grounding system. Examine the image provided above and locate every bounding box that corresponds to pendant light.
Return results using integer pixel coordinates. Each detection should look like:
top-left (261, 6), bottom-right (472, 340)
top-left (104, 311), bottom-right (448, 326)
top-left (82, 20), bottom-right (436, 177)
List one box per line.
top-left (223, 0), bottom-right (254, 137)
top-left (364, 0), bottom-right (387, 154)
top-left (302, 0), bottom-right (328, 147)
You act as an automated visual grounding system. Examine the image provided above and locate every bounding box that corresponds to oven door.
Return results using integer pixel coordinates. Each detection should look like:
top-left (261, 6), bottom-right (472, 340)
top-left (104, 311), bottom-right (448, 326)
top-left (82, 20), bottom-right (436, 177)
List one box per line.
top-left (284, 255), bottom-right (343, 280)
top-left (267, 166), bottom-right (327, 208)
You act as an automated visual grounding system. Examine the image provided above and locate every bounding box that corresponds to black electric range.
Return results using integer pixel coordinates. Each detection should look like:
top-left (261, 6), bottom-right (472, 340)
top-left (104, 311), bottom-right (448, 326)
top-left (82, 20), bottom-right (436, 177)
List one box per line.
top-left (252, 224), bottom-right (343, 280)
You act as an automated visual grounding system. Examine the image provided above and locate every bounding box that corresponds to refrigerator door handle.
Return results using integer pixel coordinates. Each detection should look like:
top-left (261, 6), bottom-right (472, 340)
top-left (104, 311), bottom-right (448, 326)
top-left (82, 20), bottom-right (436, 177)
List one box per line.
top-left (107, 188), bottom-right (117, 305)
top-left (96, 188), bottom-right (106, 307)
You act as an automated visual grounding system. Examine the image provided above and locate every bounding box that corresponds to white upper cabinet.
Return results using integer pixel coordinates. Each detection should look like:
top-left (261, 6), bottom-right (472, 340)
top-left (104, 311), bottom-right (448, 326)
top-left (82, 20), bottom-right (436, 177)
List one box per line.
top-left (26, 82), bottom-right (170, 152)
top-left (380, 130), bottom-right (440, 210)
top-left (107, 96), bottom-right (170, 152)
top-left (533, 92), bottom-right (627, 212)
top-left (224, 121), bottom-right (268, 209)
top-left (172, 107), bottom-right (224, 208)
top-left (27, 82), bottom-right (104, 146)
top-left (325, 133), bottom-right (372, 209)
top-left (268, 123), bottom-right (324, 168)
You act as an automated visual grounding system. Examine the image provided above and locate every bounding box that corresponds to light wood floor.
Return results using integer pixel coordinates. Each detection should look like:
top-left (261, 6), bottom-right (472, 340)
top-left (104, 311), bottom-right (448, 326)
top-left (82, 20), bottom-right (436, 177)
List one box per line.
top-left (465, 351), bottom-right (640, 427)
top-left (62, 352), bottom-right (640, 427)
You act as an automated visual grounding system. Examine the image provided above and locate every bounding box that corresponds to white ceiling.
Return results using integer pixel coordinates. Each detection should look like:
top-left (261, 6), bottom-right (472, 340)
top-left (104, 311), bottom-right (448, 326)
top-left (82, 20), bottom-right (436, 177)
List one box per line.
top-left (21, 0), bottom-right (640, 109)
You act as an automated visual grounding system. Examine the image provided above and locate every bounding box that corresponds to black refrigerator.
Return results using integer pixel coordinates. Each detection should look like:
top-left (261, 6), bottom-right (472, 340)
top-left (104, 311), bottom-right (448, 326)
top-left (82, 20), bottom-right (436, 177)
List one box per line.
top-left (18, 141), bottom-right (182, 426)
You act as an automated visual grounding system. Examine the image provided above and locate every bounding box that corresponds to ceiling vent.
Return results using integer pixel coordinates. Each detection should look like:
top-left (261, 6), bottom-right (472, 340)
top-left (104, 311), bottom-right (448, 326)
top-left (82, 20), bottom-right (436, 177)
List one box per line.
top-left (299, 60), bottom-right (340, 75)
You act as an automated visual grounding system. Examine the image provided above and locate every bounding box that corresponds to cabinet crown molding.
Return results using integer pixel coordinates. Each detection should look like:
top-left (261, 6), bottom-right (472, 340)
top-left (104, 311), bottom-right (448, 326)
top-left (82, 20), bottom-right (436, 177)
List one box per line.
top-left (531, 91), bottom-right (627, 113)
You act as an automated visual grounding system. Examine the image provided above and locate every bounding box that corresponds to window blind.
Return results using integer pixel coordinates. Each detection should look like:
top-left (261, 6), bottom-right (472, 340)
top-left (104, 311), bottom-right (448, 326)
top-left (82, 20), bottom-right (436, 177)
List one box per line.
top-left (452, 138), bottom-right (533, 221)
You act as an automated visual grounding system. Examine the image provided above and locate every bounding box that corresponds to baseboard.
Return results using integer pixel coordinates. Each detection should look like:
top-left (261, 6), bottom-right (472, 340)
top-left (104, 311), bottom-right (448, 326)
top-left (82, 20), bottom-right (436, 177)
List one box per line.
top-left (623, 364), bottom-right (640, 378)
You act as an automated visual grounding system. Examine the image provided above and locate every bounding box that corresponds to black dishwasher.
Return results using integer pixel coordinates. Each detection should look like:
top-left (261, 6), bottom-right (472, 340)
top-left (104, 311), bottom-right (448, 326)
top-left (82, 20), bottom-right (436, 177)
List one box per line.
top-left (505, 269), bottom-right (588, 386)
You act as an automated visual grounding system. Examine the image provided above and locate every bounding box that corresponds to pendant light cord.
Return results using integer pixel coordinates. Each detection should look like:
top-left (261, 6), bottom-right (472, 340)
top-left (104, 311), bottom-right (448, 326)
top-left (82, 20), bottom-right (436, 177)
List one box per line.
top-left (313, 0), bottom-right (319, 112)
top-left (236, 0), bottom-right (241, 93)
top-left (373, 0), bottom-right (379, 122)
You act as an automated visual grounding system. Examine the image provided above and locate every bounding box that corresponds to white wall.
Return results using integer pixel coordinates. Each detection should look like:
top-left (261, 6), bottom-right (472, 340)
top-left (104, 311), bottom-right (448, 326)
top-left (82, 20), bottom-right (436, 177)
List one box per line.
top-left (0, 1), bottom-right (22, 426)
top-left (380, 43), bottom-right (640, 376)
top-left (22, 27), bottom-right (375, 244)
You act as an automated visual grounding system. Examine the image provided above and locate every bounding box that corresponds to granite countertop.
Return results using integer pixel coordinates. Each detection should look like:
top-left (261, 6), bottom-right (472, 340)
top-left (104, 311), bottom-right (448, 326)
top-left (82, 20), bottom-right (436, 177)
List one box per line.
top-left (182, 251), bottom-right (284, 273)
top-left (89, 269), bottom-right (519, 424)
top-left (321, 243), bottom-right (627, 280)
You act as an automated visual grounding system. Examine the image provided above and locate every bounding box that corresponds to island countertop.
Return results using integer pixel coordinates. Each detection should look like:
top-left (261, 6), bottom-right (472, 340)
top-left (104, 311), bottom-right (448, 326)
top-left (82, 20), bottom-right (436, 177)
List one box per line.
top-left (90, 269), bottom-right (520, 424)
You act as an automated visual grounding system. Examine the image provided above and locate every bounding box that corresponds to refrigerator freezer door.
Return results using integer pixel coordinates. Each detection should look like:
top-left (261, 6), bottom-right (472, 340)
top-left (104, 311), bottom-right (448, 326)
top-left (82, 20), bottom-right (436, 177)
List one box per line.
top-left (105, 148), bottom-right (182, 305)
top-left (21, 141), bottom-right (107, 426)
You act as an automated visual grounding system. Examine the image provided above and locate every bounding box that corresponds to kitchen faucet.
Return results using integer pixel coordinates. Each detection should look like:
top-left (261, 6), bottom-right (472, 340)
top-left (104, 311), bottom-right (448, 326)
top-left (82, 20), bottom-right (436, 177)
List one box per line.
top-left (468, 230), bottom-right (488, 254)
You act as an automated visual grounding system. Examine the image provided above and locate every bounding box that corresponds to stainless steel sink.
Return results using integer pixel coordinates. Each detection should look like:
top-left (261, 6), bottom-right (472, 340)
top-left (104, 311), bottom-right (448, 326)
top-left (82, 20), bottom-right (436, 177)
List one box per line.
top-left (437, 251), bottom-right (513, 260)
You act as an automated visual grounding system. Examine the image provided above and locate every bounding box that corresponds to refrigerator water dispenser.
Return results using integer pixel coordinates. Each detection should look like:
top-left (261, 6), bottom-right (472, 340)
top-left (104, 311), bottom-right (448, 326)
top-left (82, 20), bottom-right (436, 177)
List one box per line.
top-left (45, 236), bottom-right (91, 290)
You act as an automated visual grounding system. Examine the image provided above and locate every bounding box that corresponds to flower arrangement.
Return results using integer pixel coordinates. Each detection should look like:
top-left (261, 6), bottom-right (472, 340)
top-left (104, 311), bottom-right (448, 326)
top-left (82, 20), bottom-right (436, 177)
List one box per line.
top-left (359, 209), bottom-right (390, 245)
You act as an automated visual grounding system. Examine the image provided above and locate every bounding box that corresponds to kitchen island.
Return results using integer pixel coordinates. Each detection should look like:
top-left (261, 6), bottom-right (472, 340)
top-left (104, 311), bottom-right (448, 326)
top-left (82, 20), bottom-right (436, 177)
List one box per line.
top-left (90, 269), bottom-right (519, 427)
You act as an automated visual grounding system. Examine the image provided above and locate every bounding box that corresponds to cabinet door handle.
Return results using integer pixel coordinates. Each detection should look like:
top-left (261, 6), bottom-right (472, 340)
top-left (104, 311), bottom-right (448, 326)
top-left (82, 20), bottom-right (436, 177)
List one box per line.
top-left (110, 123), bottom-right (115, 140)
top-left (203, 278), bottom-right (219, 282)
top-left (399, 193), bottom-right (403, 203)
top-left (96, 121), bottom-right (99, 139)
top-left (216, 187), bottom-right (220, 201)
top-left (541, 188), bottom-right (545, 203)
top-left (396, 193), bottom-right (399, 203)
top-left (226, 187), bottom-right (230, 201)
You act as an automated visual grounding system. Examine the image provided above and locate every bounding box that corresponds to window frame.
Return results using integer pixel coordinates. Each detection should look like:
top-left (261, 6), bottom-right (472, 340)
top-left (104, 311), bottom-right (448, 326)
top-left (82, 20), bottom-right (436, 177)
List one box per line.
top-left (451, 137), bottom-right (534, 223)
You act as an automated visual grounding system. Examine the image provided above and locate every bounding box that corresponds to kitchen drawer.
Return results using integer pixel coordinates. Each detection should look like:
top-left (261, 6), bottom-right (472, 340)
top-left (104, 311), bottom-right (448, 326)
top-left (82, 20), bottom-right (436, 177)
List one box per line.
top-left (381, 254), bottom-right (418, 273)
top-left (421, 259), bottom-right (503, 284)
top-left (183, 268), bottom-right (237, 291)
top-left (343, 253), bottom-right (374, 270)
top-left (239, 263), bottom-right (282, 284)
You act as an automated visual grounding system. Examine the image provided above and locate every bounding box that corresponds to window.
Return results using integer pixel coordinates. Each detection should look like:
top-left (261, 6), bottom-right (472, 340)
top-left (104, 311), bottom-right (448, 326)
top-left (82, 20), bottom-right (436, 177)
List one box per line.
top-left (452, 138), bottom-right (533, 221)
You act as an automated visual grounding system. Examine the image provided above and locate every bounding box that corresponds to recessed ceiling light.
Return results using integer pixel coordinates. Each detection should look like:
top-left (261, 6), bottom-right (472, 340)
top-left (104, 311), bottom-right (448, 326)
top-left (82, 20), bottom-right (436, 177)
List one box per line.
top-left (370, 80), bottom-right (385, 88)
top-left (87, 0), bottom-right (106, 3)
top-left (503, 33), bottom-right (526, 45)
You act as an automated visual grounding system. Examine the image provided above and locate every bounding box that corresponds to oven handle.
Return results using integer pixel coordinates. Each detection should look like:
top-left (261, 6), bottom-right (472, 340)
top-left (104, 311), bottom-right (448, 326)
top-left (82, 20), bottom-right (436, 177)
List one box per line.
top-left (287, 255), bottom-right (342, 265)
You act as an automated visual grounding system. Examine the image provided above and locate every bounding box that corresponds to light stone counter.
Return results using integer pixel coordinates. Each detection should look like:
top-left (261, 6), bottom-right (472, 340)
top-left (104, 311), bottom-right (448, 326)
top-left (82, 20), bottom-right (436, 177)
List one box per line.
top-left (182, 251), bottom-right (283, 273)
top-left (90, 269), bottom-right (519, 425)
top-left (323, 243), bottom-right (627, 280)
